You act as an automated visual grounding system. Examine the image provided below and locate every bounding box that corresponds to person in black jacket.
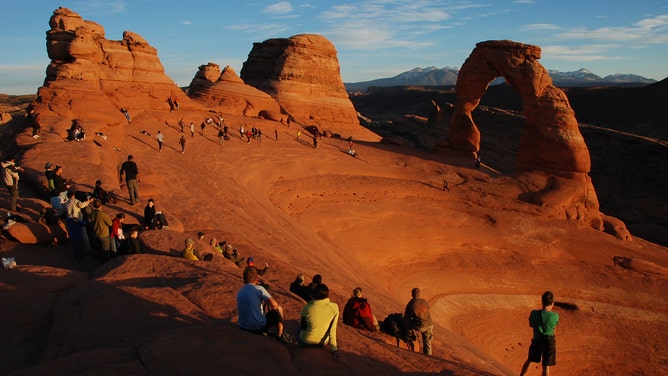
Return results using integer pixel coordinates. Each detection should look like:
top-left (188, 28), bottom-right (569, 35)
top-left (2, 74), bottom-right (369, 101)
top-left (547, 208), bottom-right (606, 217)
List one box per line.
top-left (143, 198), bottom-right (169, 229)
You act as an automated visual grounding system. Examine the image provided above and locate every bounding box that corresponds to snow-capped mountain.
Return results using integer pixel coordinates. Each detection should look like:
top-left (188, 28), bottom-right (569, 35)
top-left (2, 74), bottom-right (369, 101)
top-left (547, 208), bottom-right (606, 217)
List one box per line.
top-left (345, 67), bottom-right (657, 91)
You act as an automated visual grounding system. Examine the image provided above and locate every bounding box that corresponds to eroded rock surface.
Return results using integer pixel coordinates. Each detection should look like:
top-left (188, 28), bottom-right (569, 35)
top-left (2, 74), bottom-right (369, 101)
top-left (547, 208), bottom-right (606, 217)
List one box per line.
top-left (241, 34), bottom-right (379, 141)
top-left (29, 7), bottom-right (200, 143)
top-left (450, 40), bottom-right (601, 226)
top-left (187, 63), bottom-right (283, 118)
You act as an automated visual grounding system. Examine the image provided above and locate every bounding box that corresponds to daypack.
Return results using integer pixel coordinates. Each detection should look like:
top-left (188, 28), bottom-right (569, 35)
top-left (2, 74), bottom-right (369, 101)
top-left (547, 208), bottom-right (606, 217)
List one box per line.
top-left (380, 313), bottom-right (416, 350)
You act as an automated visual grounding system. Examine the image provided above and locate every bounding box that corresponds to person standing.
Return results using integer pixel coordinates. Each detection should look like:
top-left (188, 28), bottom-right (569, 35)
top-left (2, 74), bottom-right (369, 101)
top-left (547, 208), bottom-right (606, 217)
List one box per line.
top-left (299, 283), bottom-right (339, 358)
top-left (520, 291), bottom-right (560, 376)
top-left (190, 122), bottom-right (195, 137)
top-left (119, 155), bottom-right (140, 205)
top-left (52, 165), bottom-right (71, 196)
top-left (236, 266), bottom-right (290, 343)
top-left (110, 213), bottom-right (125, 254)
top-left (156, 130), bottom-right (164, 152)
top-left (2, 155), bottom-right (24, 212)
top-left (44, 162), bottom-right (55, 193)
top-left (88, 199), bottom-right (113, 262)
top-left (179, 134), bottom-right (186, 154)
top-left (404, 287), bottom-right (434, 356)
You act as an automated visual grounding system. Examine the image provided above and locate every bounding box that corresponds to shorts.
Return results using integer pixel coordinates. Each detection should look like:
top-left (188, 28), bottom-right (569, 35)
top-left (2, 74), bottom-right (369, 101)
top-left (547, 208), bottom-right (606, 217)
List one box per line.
top-left (528, 336), bottom-right (556, 366)
top-left (241, 310), bottom-right (283, 335)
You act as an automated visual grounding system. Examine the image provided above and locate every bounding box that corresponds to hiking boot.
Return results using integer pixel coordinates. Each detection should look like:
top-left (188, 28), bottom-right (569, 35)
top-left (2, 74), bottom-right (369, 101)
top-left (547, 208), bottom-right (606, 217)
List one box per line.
top-left (278, 332), bottom-right (295, 345)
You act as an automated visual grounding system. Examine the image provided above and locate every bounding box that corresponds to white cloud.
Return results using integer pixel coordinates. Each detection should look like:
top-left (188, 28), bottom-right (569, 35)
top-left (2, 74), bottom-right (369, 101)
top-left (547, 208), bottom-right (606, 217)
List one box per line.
top-left (541, 44), bottom-right (624, 62)
top-left (225, 22), bottom-right (291, 39)
top-left (0, 64), bottom-right (46, 74)
top-left (319, 1), bottom-right (485, 51)
top-left (555, 14), bottom-right (668, 44)
top-left (263, 1), bottom-right (294, 15)
top-left (522, 23), bottom-right (560, 31)
top-left (74, 0), bottom-right (127, 15)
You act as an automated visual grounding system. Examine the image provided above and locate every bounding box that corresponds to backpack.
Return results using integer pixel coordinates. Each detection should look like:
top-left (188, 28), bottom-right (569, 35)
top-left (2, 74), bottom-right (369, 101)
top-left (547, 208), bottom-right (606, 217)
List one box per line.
top-left (380, 313), bottom-right (416, 350)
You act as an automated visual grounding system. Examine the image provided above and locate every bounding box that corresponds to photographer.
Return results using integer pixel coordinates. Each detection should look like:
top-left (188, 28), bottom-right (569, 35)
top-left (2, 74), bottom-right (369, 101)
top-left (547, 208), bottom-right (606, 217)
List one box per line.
top-left (2, 155), bottom-right (24, 212)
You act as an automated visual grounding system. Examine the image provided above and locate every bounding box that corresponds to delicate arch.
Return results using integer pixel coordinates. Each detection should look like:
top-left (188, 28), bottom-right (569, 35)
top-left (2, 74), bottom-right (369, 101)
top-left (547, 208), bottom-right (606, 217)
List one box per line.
top-left (450, 40), bottom-right (591, 175)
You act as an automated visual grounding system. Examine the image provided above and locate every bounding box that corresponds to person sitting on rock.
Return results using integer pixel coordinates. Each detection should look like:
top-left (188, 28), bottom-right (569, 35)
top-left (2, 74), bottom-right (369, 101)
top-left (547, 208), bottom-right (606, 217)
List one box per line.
top-left (222, 242), bottom-right (244, 266)
top-left (237, 266), bottom-right (291, 344)
top-left (144, 198), bottom-right (169, 230)
top-left (308, 274), bottom-right (323, 300)
top-left (247, 257), bottom-right (269, 275)
top-left (181, 238), bottom-right (202, 261)
top-left (290, 273), bottom-right (312, 302)
top-left (343, 287), bottom-right (380, 331)
top-left (210, 237), bottom-right (223, 253)
top-left (125, 225), bottom-right (142, 254)
top-left (298, 283), bottom-right (339, 358)
top-left (92, 180), bottom-right (116, 204)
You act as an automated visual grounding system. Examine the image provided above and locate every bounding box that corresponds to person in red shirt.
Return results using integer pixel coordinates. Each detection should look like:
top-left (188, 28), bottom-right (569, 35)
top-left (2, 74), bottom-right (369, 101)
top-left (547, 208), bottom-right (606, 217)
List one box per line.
top-left (343, 287), bottom-right (379, 331)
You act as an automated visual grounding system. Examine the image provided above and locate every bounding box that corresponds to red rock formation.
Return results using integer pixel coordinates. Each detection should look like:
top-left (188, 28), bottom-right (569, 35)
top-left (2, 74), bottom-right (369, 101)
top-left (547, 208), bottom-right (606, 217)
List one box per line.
top-left (187, 63), bottom-right (283, 117)
top-left (240, 34), bottom-right (380, 141)
top-left (450, 40), bottom-right (602, 227)
top-left (29, 7), bottom-right (201, 142)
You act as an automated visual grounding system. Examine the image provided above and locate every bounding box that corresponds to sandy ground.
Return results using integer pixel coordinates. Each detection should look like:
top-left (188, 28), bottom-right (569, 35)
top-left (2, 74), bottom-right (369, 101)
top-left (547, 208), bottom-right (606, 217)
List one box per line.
top-left (1, 109), bottom-right (666, 375)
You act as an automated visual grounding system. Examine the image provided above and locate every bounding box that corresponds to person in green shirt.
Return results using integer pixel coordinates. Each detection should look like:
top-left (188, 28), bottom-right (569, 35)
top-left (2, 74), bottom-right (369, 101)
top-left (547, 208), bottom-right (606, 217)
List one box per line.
top-left (299, 283), bottom-right (339, 358)
top-left (520, 291), bottom-right (559, 376)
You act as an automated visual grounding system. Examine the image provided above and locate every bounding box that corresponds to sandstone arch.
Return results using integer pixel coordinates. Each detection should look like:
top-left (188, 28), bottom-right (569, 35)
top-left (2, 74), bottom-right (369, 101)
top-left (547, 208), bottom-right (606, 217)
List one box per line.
top-left (450, 40), bottom-right (591, 176)
top-left (451, 40), bottom-right (604, 228)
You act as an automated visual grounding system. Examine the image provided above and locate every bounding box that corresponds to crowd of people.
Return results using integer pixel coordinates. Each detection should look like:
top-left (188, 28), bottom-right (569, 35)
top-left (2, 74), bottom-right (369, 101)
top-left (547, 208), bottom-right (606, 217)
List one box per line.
top-left (1, 107), bottom-right (558, 373)
top-left (236, 263), bottom-right (438, 358)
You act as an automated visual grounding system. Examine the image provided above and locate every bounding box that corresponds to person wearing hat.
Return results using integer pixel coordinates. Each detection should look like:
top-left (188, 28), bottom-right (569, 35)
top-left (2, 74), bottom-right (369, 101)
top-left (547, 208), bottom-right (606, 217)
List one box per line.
top-left (110, 213), bottom-right (126, 253)
top-left (44, 163), bottom-right (55, 193)
top-left (181, 238), bottom-right (201, 261)
top-left (247, 257), bottom-right (269, 275)
top-left (404, 287), bottom-right (433, 356)
top-left (2, 155), bottom-right (24, 212)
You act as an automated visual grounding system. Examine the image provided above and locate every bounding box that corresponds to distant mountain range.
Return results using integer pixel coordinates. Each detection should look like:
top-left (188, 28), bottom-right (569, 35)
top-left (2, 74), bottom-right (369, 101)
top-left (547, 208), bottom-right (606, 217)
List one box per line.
top-left (344, 66), bottom-right (657, 91)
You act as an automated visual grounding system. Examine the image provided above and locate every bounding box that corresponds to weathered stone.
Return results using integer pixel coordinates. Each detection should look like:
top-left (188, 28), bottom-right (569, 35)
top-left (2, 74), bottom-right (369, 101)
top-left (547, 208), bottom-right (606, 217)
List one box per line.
top-left (33, 7), bottom-right (200, 139)
top-left (241, 34), bottom-right (380, 141)
top-left (451, 40), bottom-right (590, 174)
top-left (450, 40), bottom-right (602, 227)
top-left (603, 215), bottom-right (633, 241)
top-left (187, 63), bottom-right (282, 117)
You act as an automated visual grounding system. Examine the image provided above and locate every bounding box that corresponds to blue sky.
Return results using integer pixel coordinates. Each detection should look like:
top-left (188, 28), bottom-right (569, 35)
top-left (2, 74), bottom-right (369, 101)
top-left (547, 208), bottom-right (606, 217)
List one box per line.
top-left (1, 0), bottom-right (667, 94)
